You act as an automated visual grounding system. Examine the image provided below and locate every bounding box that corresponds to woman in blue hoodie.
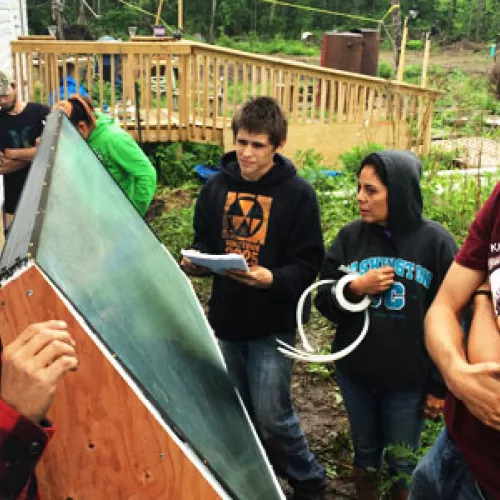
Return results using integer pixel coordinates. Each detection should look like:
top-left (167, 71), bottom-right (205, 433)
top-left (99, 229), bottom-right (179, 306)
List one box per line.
top-left (315, 151), bottom-right (457, 500)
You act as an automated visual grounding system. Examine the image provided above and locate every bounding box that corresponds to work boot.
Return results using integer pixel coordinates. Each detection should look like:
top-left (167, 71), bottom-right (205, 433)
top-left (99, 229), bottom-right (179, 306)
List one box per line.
top-left (289, 475), bottom-right (327, 500)
top-left (390, 485), bottom-right (409, 500)
top-left (354, 466), bottom-right (380, 500)
top-left (290, 487), bottom-right (326, 500)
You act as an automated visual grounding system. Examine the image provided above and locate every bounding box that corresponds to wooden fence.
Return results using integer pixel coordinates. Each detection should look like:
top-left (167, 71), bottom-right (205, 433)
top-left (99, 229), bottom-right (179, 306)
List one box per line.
top-left (11, 38), bottom-right (442, 161)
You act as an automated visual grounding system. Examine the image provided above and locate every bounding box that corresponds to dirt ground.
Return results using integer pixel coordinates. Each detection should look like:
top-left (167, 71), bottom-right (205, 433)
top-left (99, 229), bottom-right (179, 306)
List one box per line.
top-left (285, 43), bottom-right (495, 77)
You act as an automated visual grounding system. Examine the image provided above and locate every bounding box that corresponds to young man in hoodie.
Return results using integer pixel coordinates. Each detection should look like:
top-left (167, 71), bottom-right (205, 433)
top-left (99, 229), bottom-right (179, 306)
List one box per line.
top-left (55, 95), bottom-right (156, 216)
top-left (181, 97), bottom-right (326, 500)
top-left (315, 152), bottom-right (457, 500)
top-left (0, 320), bottom-right (78, 499)
top-left (410, 183), bottom-right (500, 500)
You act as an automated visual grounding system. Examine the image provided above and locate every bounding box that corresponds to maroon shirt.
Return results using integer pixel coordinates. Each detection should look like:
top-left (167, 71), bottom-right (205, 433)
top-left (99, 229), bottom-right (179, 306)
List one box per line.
top-left (446, 182), bottom-right (500, 498)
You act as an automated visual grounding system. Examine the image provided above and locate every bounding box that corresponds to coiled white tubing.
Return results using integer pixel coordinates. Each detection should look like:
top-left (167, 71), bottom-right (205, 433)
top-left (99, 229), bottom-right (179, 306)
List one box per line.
top-left (277, 275), bottom-right (371, 363)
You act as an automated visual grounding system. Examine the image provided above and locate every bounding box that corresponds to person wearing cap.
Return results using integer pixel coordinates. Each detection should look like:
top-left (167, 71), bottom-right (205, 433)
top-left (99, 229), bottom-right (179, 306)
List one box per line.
top-left (0, 320), bottom-right (78, 499)
top-left (0, 71), bottom-right (49, 231)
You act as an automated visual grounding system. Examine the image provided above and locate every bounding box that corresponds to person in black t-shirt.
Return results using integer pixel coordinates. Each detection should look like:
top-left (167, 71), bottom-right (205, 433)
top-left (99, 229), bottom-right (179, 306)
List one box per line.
top-left (0, 70), bottom-right (49, 229)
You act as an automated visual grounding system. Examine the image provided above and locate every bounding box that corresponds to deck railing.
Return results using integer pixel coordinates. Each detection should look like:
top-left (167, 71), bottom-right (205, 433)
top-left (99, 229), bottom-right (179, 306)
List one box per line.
top-left (11, 38), bottom-right (442, 157)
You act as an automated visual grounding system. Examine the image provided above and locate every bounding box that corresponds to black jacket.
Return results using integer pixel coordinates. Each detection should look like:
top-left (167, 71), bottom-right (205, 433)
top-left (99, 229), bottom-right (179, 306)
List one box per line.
top-left (315, 151), bottom-right (457, 397)
top-left (192, 151), bottom-right (324, 341)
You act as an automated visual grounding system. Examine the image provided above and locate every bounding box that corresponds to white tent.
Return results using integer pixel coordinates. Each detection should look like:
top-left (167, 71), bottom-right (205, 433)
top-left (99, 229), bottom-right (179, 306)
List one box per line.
top-left (0, 0), bottom-right (28, 72)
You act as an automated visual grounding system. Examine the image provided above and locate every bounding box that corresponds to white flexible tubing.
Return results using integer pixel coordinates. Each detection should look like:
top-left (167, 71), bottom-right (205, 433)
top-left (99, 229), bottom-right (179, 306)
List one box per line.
top-left (279, 273), bottom-right (371, 363)
top-left (335, 274), bottom-right (372, 312)
top-left (278, 309), bottom-right (369, 362)
top-left (295, 279), bottom-right (337, 352)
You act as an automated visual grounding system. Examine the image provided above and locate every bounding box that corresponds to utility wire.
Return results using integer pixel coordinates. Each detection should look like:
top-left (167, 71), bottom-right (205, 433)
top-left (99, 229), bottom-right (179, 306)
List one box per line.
top-left (262, 0), bottom-right (382, 24)
top-left (114, 0), bottom-right (174, 32)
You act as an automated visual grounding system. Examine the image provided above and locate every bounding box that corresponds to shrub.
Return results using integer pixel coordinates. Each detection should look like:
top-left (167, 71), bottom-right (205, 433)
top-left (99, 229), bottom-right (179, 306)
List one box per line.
top-left (338, 143), bottom-right (385, 175)
top-left (147, 142), bottom-right (223, 188)
top-left (378, 61), bottom-right (394, 80)
top-left (407, 39), bottom-right (425, 50)
top-left (217, 34), bottom-right (319, 56)
top-left (149, 203), bottom-right (195, 259)
top-left (404, 64), bottom-right (423, 81)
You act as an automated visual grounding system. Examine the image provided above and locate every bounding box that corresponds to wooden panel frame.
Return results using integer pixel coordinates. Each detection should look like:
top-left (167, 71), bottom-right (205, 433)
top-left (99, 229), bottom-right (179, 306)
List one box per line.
top-left (0, 265), bottom-right (221, 500)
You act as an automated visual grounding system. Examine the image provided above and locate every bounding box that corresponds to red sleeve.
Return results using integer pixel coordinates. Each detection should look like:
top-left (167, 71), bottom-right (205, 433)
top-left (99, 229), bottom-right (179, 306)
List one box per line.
top-left (456, 183), bottom-right (500, 272)
top-left (0, 398), bottom-right (53, 499)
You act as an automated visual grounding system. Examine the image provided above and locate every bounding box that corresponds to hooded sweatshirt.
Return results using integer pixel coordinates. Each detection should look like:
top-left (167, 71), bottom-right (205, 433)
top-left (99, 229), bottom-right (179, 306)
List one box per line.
top-left (315, 150), bottom-right (457, 396)
top-left (192, 151), bottom-right (324, 341)
top-left (87, 113), bottom-right (157, 215)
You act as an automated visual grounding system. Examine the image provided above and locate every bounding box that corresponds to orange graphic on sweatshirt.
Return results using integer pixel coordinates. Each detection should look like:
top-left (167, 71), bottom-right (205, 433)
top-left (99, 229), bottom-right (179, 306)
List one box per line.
top-left (222, 192), bottom-right (273, 266)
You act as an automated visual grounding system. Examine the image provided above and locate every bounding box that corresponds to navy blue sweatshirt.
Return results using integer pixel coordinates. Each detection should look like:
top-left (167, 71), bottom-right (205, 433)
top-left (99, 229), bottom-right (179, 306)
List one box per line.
top-left (315, 151), bottom-right (457, 397)
top-left (192, 151), bottom-right (324, 341)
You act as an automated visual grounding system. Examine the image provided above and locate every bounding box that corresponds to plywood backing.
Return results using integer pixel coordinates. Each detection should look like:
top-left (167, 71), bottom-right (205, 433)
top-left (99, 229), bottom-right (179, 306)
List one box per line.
top-left (0, 265), bottom-right (221, 500)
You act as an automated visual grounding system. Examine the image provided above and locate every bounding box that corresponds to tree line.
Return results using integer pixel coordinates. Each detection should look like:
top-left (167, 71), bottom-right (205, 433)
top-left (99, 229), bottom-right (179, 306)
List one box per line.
top-left (28, 0), bottom-right (500, 44)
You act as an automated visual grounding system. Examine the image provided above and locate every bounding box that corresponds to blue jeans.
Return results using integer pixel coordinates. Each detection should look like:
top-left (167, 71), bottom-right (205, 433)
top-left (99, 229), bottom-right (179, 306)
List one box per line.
top-left (219, 333), bottom-right (326, 496)
top-left (410, 429), bottom-right (492, 500)
top-left (336, 369), bottom-right (424, 483)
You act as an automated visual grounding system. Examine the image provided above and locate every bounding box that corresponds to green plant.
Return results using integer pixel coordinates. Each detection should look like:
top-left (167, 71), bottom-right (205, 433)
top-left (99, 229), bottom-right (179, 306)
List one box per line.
top-left (407, 39), bottom-right (425, 50)
top-left (404, 64), bottom-right (423, 82)
top-left (378, 61), bottom-right (394, 80)
top-left (34, 81), bottom-right (43, 103)
top-left (217, 33), bottom-right (320, 56)
top-left (149, 203), bottom-right (195, 259)
top-left (338, 143), bottom-right (385, 175)
top-left (147, 142), bottom-right (223, 188)
top-left (91, 80), bottom-right (115, 106)
top-left (305, 348), bottom-right (335, 380)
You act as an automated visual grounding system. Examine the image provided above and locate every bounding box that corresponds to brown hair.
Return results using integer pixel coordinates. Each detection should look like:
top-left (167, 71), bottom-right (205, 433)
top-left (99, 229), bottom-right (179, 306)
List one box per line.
top-left (231, 96), bottom-right (287, 149)
top-left (54, 94), bottom-right (96, 129)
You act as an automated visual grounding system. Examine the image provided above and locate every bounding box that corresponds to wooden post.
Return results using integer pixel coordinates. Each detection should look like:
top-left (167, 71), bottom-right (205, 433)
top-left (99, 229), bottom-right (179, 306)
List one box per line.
top-left (396, 17), bottom-right (408, 82)
top-left (421, 32), bottom-right (431, 88)
top-left (178, 0), bottom-right (183, 30)
top-left (392, 0), bottom-right (401, 71)
top-left (155, 0), bottom-right (164, 25)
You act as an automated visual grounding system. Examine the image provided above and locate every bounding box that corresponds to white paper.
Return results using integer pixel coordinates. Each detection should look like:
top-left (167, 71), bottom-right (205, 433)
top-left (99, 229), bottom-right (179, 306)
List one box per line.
top-left (181, 249), bottom-right (249, 274)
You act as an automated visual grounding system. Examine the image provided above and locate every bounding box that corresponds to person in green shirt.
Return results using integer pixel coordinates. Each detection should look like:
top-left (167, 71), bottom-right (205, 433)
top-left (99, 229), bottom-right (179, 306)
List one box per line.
top-left (55, 96), bottom-right (156, 216)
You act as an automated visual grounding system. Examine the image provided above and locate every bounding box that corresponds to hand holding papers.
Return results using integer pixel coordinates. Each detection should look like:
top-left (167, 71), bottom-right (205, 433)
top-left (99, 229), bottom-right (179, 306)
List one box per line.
top-left (181, 249), bottom-right (249, 275)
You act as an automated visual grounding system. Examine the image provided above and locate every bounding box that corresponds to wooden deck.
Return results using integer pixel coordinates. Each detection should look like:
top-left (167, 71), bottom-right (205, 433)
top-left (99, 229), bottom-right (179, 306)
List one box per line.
top-left (11, 38), bottom-right (443, 160)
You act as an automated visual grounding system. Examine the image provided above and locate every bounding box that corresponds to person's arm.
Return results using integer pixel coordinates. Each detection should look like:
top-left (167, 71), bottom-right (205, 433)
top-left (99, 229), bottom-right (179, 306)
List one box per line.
top-left (0, 320), bottom-right (78, 497)
top-left (0, 398), bottom-right (53, 497)
top-left (425, 262), bottom-right (500, 430)
top-left (107, 135), bottom-right (157, 215)
top-left (0, 150), bottom-right (31, 175)
top-left (3, 147), bottom-right (37, 162)
top-left (468, 284), bottom-right (500, 363)
top-left (422, 232), bottom-right (459, 418)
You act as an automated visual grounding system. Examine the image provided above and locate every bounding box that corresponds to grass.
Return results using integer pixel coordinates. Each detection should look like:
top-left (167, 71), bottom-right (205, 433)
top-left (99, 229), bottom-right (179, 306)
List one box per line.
top-left (217, 34), bottom-right (320, 57)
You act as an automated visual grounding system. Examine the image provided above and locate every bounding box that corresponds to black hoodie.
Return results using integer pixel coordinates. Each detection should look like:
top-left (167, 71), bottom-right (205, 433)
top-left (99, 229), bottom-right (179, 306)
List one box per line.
top-left (315, 150), bottom-right (457, 397)
top-left (192, 151), bottom-right (324, 341)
